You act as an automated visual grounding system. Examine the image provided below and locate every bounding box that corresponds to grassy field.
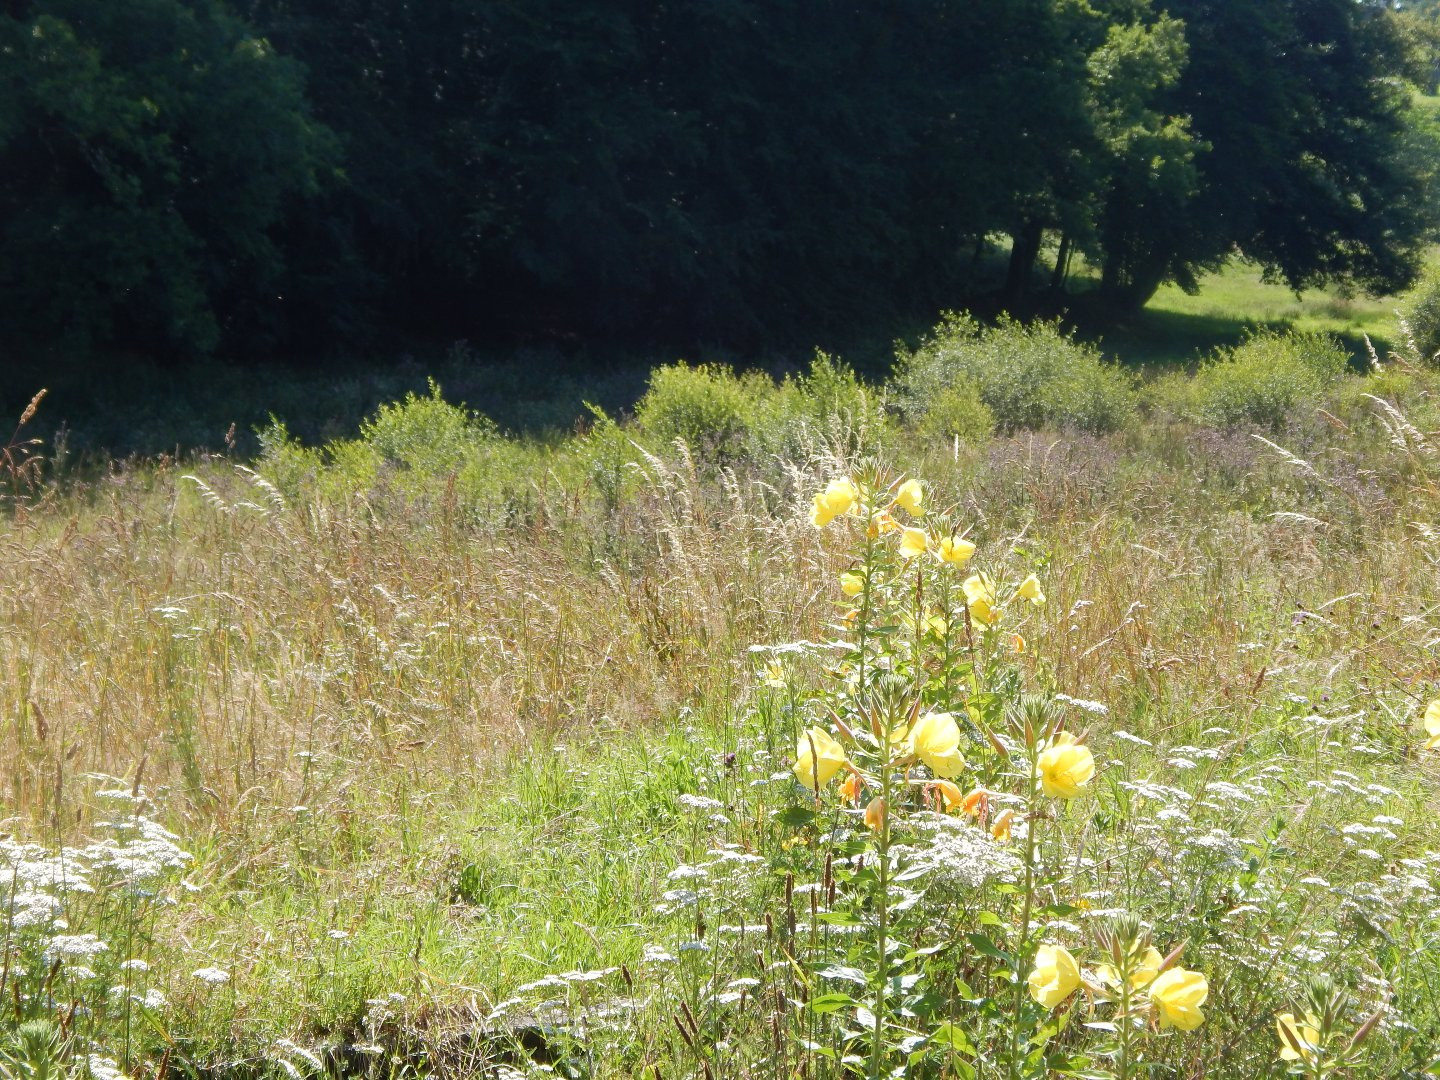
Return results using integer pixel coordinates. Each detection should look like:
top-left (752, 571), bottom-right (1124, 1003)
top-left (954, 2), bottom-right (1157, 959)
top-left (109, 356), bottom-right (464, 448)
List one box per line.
top-left (3, 315), bottom-right (1440, 1078)
top-left (1072, 261), bottom-right (1403, 371)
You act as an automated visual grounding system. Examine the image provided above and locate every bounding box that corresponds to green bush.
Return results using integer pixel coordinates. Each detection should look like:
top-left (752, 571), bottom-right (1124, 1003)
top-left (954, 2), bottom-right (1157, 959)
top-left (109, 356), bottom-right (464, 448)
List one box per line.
top-left (1184, 331), bottom-right (1352, 430)
top-left (1398, 263), bottom-right (1440, 366)
top-left (914, 378), bottom-right (996, 445)
top-left (753, 353), bottom-right (890, 458)
top-left (633, 362), bottom-right (768, 455)
top-left (359, 379), bottom-right (499, 475)
top-left (892, 314), bottom-right (1136, 434)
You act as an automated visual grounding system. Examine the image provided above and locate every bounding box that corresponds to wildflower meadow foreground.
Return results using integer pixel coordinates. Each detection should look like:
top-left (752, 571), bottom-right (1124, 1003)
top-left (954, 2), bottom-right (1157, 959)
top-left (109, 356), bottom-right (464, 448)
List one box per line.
top-left (3, 339), bottom-right (1440, 1078)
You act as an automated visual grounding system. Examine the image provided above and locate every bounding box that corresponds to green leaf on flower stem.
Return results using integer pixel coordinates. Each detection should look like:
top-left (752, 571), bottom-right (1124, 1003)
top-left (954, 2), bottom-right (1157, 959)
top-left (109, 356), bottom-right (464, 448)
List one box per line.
top-left (899, 942), bottom-right (947, 964)
top-left (965, 932), bottom-right (1008, 961)
top-left (927, 1023), bottom-right (976, 1056)
top-left (814, 965), bottom-right (869, 986)
top-left (1038, 901), bottom-right (1078, 918)
top-left (806, 992), bottom-right (861, 1015)
top-left (774, 806), bottom-right (816, 828)
top-left (897, 1035), bottom-right (928, 1055)
top-left (816, 909), bottom-right (864, 926)
top-left (796, 1040), bottom-right (837, 1060)
top-left (976, 910), bottom-right (1004, 927)
top-left (887, 973), bottom-right (923, 993)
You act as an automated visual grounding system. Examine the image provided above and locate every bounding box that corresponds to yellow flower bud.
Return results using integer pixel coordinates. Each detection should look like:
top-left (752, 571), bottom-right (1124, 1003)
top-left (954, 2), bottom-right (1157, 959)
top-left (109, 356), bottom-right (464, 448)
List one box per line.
top-left (863, 796), bottom-right (887, 834)
top-left (1276, 1012), bottom-right (1321, 1062)
top-left (1148, 967), bottom-right (1208, 1031)
top-left (792, 727), bottom-right (848, 789)
top-left (1036, 731), bottom-right (1095, 799)
top-left (1027, 943), bottom-right (1080, 1010)
top-left (840, 572), bottom-right (864, 597)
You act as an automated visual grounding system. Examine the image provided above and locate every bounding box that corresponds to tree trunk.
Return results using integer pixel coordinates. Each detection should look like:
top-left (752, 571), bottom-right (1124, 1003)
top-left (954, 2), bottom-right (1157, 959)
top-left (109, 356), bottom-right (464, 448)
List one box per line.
top-left (1003, 221), bottom-right (1044, 308)
top-left (1049, 232), bottom-right (1071, 293)
top-left (1099, 239), bottom-right (1167, 312)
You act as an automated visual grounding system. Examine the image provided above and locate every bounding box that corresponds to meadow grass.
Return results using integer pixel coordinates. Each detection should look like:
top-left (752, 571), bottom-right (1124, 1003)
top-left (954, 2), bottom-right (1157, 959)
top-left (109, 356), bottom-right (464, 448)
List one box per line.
top-left (2, 324), bottom-right (1440, 1078)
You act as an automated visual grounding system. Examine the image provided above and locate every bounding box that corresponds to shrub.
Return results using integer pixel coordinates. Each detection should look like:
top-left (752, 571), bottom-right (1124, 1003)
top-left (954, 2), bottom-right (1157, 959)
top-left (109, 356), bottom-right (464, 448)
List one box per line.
top-left (752, 352), bottom-right (891, 459)
top-left (1184, 330), bottom-right (1352, 430)
top-left (1398, 263), bottom-right (1440, 366)
top-left (914, 378), bottom-right (996, 444)
top-left (358, 379), bottom-right (498, 475)
top-left (892, 314), bottom-right (1136, 433)
top-left (633, 362), bottom-right (767, 456)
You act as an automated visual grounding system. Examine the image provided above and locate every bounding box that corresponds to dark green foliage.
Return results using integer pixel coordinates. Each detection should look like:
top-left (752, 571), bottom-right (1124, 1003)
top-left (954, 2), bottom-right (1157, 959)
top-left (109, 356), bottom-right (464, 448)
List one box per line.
top-left (0, 0), bottom-right (336, 356)
top-left (1100, 0), bottom-right (1437, 308)
top-left (1, 0), bottom-right (1435, 366)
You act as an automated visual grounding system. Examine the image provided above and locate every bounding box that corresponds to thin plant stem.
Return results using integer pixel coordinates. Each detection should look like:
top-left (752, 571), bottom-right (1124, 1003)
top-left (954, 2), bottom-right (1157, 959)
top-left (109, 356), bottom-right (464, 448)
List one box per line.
top-left (868, 754), bottom-right (893, 1080)
top-left (1008, 751), bottom-right (1040, 1080)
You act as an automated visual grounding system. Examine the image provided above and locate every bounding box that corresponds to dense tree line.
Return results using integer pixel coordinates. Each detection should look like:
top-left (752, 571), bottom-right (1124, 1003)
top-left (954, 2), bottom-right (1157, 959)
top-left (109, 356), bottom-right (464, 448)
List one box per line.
top-left (0, 0), bottom-right (1435, 360)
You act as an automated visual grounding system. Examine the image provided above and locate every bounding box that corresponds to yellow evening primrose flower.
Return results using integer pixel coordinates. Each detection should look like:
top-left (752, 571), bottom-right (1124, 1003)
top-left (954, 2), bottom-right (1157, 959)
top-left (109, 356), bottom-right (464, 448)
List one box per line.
top-left (793, 727), bottom-right (848, 789)
top-left (1424, 699), bottom-right (1440, 751)
top-left (1027, 943), bottom-right (1081, 1010)
top-left (1147, 968), bottom-right (1208, 1031)
top-left (840, 572), bottom-right (864, 597)
top-left (963, 572), bottom-right (998, 627)
top-left (962, 572), bottom-right (996, 604)
top-left (1036, 731), bottom-right (1096, 799)
top-left (1015, 574), bottom-right (1045, 605)
top-left (968, 595), bottom-right (997, 627)
top-left (960, 788), bottom-right (988, 818)
top-left (907, 712), bottom-right (966, 778)
top-left (1276, 1012), bottom-right (1321, 1062)
top-left (899, 526), bottom-right (928, 560)
top-left (937, 534), bottom-right (976, 566)
top-left (810, 477), bottom-right (859, 528)
top-left (893, 479), bottom-right (923, 517)
top-left (1097, 945), bottom-right (1163, 993)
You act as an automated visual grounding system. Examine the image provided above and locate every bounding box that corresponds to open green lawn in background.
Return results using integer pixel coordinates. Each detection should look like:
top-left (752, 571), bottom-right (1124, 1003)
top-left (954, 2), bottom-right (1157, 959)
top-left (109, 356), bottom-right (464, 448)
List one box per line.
top-left (1073, 260), bottom-right (1404, 370)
